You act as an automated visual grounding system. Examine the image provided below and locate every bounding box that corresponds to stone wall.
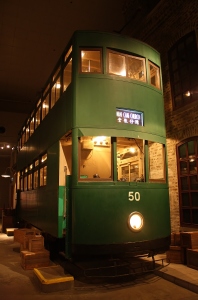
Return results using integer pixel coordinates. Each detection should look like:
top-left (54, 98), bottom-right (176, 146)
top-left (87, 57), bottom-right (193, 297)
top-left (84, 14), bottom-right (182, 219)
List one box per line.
top-left (123, 0), bottom-right (198, 232)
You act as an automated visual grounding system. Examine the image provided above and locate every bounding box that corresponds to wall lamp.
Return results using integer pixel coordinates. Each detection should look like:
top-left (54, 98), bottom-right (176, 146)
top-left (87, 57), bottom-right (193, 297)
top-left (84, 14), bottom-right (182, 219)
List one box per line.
top-left (1, 167), bottom-right (14, 178)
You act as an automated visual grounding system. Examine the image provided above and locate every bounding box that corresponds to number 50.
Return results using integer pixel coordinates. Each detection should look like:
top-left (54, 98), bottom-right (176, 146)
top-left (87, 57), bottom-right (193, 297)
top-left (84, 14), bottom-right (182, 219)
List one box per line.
top-left (128, 191), bottom-right (141, 201)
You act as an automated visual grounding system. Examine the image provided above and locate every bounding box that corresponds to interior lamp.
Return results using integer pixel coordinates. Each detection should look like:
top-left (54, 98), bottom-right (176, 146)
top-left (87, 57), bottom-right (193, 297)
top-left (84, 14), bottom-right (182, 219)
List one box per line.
top-left (1, 167), bottom-right (14, 178)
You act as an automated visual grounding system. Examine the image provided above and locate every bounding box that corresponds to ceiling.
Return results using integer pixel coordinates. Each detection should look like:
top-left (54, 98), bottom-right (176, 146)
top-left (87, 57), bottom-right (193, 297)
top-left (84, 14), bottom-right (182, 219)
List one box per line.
top-left (0, 0), bottom-right (128, 157)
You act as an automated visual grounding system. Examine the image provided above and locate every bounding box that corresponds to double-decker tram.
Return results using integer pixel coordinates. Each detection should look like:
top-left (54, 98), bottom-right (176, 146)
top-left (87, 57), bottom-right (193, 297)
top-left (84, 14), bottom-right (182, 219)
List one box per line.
top-left (16, 31), bottom-right (171, 260)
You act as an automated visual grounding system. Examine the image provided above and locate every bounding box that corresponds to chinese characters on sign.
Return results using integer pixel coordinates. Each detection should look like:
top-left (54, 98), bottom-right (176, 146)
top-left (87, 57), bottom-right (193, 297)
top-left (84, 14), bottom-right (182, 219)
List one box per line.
top-left (116, 108), bottom-right (144, 126)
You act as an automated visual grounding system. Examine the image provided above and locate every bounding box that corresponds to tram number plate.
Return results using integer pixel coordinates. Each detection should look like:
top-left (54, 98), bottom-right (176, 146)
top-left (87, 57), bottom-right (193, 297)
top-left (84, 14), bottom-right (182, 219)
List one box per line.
top-left (128, 191), bottom-right (140, 201)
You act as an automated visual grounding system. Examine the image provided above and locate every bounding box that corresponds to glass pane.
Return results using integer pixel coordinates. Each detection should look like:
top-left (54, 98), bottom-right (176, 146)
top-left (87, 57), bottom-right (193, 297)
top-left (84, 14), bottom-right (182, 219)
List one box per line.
top-left (148, 141), bottom-right (165, 181)
top-left (40, 168), bottom-right (43, 186)
top-left (181, 177), bottom-right (188, 190)
top-left (35, 106), bottom-right (41, 129)
top-left (63, 59), bottom-right (72, 91)
top-left (28, 173), bottom-right (32, 190)
top-left (149, 61), bottom-right (160, 89)
top-left (34, 170), bottom-right (38, 189)
top-left (81, 50), bottom-right (101, 73)
top-left (79, 136), bottom-right (111, 180)
top-left (180, 161), bottom-right (188, 175)
top-left (51, 77), bottom-right (61, 108)
top-left (192, 192), bottom-right (198, 206)
top-left (188, 140), bottom-right (195, 156)
top-left (192, 210), bottom-right (198, 225)
top-left (181, 193), bottom-right (189, 206)
top-left (117, 137), bottom-right (144, 182)
top-left (30, 117), bottom-right (34, 136)
top-left (43, 166), bottom-right (47, 186)
top-left (42, 94), bottom-right (49, 120)
top-left (189, 159), bottom-right (197, 174)
top-left (179, 143), bottom-right (187, 159)
top-left (190, 176), bottom-right (198, 190)
top-left (183, 209), bottom-right (191, 223)
top-left (108, 52), bottom-right (126, 76)
top-left (127, 56), bottom-right (146, 82)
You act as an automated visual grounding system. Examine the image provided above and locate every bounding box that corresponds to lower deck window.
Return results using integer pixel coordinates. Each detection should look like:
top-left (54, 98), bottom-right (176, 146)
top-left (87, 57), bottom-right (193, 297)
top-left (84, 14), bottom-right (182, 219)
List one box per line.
top-left (79, 136), bottom-right (165, 183)
top-left (79, 136), bottom-right (112, 180)
top-left (117, 137), bottom-right (144, 182)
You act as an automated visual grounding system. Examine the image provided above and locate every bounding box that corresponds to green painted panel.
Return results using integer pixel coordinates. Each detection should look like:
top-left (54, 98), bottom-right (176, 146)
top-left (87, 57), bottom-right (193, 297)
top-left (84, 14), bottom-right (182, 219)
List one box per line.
top-left (75, 77), bottom-right (165, 139)
top-left (72, 185), bottom-right (170, 245)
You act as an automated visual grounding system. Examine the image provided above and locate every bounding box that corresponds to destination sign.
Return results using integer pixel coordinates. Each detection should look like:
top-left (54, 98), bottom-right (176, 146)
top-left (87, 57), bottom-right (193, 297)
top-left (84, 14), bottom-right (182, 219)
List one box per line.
top-left (116, 108), bottom-right (144, 126)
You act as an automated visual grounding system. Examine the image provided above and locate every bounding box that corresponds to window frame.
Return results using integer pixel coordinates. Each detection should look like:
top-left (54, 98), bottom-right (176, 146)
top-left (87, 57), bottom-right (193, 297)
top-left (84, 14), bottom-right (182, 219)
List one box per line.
top-left (168, 31), bottom-right (198, 110)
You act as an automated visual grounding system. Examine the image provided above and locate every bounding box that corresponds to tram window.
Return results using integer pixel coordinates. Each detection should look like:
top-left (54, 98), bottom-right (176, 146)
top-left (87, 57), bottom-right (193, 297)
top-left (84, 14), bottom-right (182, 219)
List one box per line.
top-left (64, 46), bottom-right (72, 62)
top-left (28, 173), bottom-right (32, 190)
top-left (30, 117), bottom-right (34, 136)
top-left (24, 175), bottom-right (28, 191)
top-left (25, 125), bottom-right (30, 142)
top-left (117, 137), bottom-right (144, 182)
top-left (79, 136), bottom-right (112, 180)
top-left (127, 56), bottom-right (146, 82)
top-left (63, 58), bottom-right (72, 91)
top-left (35, 106), bottom-right (41, 129)
top-left (51, 78), bottom-right (61, 108)
top-left (40, 166), bottom-right (47, 186)
top-left (33, 170), bottom-right (39, 189)
top-left (42, 94), bottom-right (49, 120)
top-left (80, 49), bottom-right (102, 73)
top-left (108, 51), bottom-right (126, 76)
top-left (149, 61), bottom-right (161, 89)
top-left (148, 141), bottom-right (165, 182)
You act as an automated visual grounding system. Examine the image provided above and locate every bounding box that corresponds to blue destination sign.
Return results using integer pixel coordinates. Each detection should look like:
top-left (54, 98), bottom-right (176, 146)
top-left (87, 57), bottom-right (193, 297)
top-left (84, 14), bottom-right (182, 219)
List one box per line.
top-left (116, 108), bottom-right (144, 126)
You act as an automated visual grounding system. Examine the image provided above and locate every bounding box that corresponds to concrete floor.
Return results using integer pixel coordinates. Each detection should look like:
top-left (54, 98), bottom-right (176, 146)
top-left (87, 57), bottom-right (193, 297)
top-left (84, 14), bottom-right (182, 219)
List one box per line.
top-left (1, 223), bottom-right (198, 299)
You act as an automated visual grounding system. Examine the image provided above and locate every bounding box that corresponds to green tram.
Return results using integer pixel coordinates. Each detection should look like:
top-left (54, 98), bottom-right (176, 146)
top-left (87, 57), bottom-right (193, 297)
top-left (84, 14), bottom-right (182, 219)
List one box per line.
top-left (16, 31), bottom-right (171, 259)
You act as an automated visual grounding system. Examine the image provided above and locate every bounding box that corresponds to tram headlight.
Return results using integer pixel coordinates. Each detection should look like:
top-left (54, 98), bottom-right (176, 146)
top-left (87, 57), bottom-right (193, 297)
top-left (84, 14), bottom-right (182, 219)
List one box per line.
top-left (128, 212), bottom-right (144, 232)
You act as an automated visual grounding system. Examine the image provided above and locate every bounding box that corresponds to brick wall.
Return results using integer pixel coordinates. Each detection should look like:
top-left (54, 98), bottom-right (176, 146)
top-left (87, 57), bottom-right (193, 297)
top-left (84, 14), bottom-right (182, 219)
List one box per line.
top-left (123, 0), bottom-right (198, 232)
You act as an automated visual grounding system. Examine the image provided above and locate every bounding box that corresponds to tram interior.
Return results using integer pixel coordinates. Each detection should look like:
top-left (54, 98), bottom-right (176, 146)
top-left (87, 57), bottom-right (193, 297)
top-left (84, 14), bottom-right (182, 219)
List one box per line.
top-left (60, 136), bottom-right (147, 182)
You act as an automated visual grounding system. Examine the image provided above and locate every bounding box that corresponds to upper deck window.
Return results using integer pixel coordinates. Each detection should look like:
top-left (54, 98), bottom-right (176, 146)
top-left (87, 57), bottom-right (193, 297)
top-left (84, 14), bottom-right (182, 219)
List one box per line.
top-left (148, 61), bottom-right (160, 89)
top-left (108, 52), bottom-right (126, 76)
top-left (107, 50), bottom-right (146, 82)
top-left (80, 49), bottom-right (102, 73)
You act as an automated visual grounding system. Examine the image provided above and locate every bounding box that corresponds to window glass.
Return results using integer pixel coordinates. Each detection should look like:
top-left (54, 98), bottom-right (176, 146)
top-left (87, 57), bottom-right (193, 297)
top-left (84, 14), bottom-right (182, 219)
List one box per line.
top-left (81, 50), bottom-right (101, 73)
top-left (30, 117), bottom-right (34, 136)
top-left (35, 106), bottom-right (41, 129)
top-left (148, 141), bottom-right (165, 181)
top-left (64, 46), bottom-right (72, 62)
top-left (149, 61), bottom-right (160, 89)
top-left (168, 31), bottom-right (198, 109)
top-left (177, 138), bottom-right (198, 226)
top-left (127, 56), bottom-right (146, 82)
top-left (108, 52), bottom-right (126, 76)
top-left (28, 173), bottom-right (32, 190)
top-left (63, 58), bottom-right (72, 91)
top-left (79, 136), bottom-right (111, 180)
top-left (33, 170), bottom-right (39, 189)
top-left (51, 77), bottom-right (61, 108)
top-left (117, 137), bottom-right (144, 182)
top-left (40, 166), bottom-right (47, 186)
top-left (42, 94), bottom-right (49, 120)
top-left (41, 153), bottom-right (47, 163)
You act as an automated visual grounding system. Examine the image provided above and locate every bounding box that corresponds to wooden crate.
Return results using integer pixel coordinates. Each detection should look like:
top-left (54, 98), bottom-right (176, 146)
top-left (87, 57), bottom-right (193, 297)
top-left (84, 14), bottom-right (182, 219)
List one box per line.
top-left (166, 246), bottom-right (185, 264)
top-left (187, 249), bottom-right (198, 270)
top-left (14, 228), bottom-right (38, 244)
top-left (180, 232), bottom-right (198, 249)
top-left (21, 249), bottom-right (50, 270)
top-left (28, 236), bottom-right (44, 252)
top-left (171, 232), bottom-right (181, 246)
